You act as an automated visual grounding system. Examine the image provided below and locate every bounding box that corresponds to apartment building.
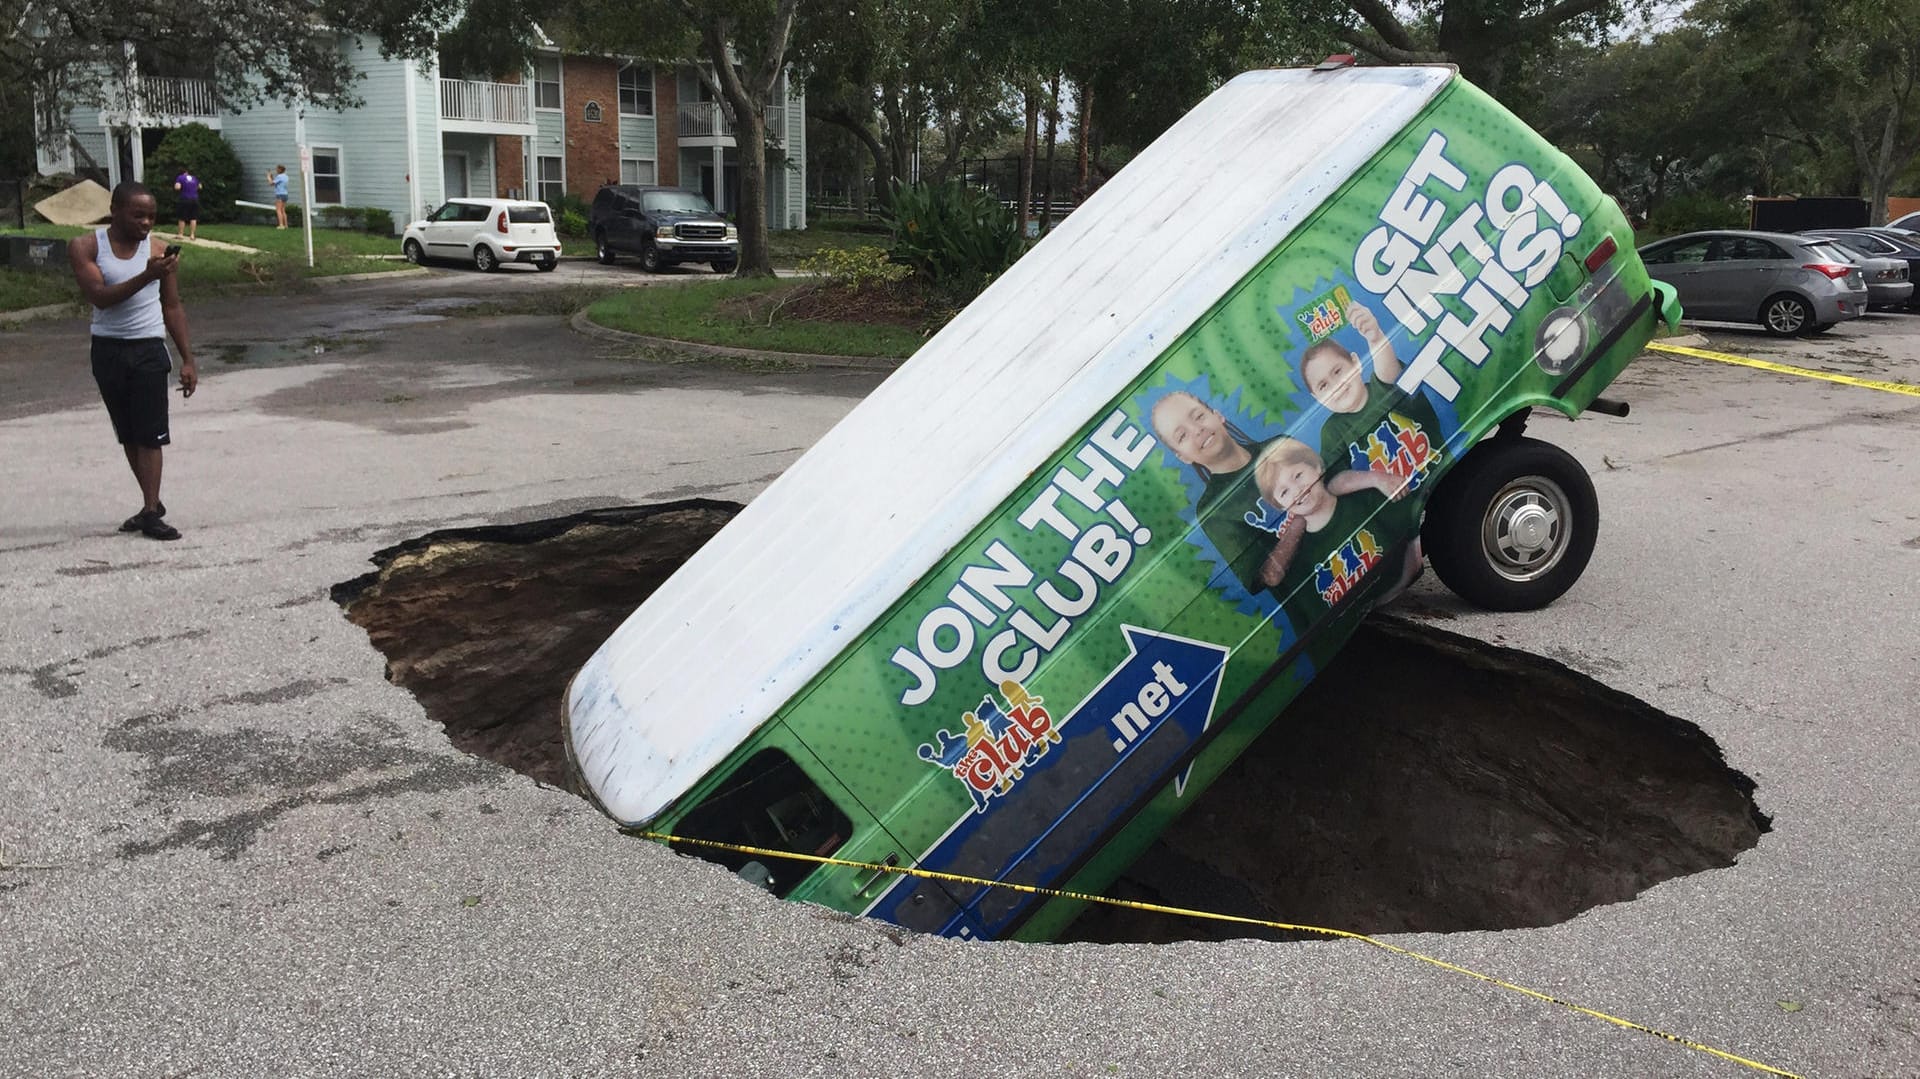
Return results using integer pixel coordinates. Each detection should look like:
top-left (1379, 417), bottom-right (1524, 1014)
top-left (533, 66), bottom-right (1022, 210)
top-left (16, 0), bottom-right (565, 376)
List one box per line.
top-left (39, 39), bottom-right (807, 233)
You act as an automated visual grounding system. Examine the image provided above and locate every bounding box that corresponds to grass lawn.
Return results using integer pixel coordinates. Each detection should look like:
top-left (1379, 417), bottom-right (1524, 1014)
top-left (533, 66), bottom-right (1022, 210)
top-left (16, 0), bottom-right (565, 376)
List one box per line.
top-left (586, 277), bottom-right (929, 358)
top-left (0, 224), bottom-right (415, 312)
top-left (769, 216), bottom-right (893, 267)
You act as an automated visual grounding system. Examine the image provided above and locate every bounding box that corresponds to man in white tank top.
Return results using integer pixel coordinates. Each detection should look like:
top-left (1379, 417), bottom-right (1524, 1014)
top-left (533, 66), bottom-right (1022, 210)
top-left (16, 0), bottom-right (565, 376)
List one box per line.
top-left (67, 182), bottom-right (198, 540)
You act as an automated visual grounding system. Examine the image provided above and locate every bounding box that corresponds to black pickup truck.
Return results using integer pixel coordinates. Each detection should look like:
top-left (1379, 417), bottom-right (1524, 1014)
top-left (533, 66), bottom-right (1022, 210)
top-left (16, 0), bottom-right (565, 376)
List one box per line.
top-left (589, 185), bottom-right (740, 274)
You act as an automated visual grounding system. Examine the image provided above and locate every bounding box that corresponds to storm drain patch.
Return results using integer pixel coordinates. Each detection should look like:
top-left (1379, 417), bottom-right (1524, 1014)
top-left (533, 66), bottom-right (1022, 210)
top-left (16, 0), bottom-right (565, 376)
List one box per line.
top-left (334, 500), bottom-right (1768, 942)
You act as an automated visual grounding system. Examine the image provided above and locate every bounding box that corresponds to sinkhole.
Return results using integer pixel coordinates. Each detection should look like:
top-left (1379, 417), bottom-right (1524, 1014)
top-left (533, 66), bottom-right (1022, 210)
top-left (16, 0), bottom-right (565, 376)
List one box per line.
top-left (332, 500), bottom-right (1768, 943)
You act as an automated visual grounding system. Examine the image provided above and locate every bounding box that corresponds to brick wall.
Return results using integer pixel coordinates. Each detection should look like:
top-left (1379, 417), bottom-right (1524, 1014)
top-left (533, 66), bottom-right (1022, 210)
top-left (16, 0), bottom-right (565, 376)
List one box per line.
top-left (493, 71), bottom-right (526, 199)
top-left (494, 137), bottom-right (525, 199)
top-left (655, 69), bottom-right (679, 187)
top-left (563, 56), bottom-right (620, 198)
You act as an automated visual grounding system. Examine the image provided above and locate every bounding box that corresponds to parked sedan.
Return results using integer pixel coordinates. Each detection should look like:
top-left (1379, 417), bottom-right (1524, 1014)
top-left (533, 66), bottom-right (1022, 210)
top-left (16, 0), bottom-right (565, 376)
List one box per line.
top-left (1804, 228), bottom-right (1920, 308)
top-left (1888, 210), bottom-right (1920, 233)
top-left (1801, 232), bottom-right (1914, 310)
top-left (401, 198), bottom-right (561, 272)
top-left (1638, 230), bottom-right (1868, 336)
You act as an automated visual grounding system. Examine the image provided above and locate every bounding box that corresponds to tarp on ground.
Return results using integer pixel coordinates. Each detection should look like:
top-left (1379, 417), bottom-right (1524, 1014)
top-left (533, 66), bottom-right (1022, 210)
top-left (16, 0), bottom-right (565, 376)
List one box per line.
top-left (34, 180), bottom-right (111, 226)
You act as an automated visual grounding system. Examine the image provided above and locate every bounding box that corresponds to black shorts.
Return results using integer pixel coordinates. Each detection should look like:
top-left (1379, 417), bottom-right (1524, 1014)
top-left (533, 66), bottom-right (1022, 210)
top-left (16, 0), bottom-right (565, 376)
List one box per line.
top-left (179, 198), bottom-right (200, 222)
top-left (91, 336), bottom-right (172, 448)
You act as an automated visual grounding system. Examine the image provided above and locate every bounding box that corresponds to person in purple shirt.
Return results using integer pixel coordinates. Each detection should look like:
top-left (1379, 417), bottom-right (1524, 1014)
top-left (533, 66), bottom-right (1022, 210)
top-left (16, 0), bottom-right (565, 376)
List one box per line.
top-left (173, 169), bottom-right (201, 240)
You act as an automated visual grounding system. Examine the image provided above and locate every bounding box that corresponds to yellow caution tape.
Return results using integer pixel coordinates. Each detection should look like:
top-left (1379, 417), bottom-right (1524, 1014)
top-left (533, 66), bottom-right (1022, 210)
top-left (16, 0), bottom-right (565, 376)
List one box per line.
top-left (642, 830), bottom-right (1803, 1078)
top-left (1649, 341), bottom-right (1920, 398)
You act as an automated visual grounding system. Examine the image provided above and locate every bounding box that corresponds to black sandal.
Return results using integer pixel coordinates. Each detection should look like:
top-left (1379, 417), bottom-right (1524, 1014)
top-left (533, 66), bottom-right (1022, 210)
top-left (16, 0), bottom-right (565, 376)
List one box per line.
top-left (119, 502), bottom-right (167, 532)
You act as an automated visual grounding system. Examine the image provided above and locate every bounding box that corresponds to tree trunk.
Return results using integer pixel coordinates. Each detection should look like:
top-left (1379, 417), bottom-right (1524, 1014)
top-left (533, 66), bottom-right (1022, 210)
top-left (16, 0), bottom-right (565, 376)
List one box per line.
top-left (734, 109), bottom-right (772, 275)
top-left (1019, 87), bottom-right (1038, 233)
top-left (818, 107), bottom-right (893, 209)
top-left (1041, 73), bottom-right (1060, 232)
top-left (692, 0), bottom-right (797, 280)
top-left (1075, 81), bottom-right (1092, 199)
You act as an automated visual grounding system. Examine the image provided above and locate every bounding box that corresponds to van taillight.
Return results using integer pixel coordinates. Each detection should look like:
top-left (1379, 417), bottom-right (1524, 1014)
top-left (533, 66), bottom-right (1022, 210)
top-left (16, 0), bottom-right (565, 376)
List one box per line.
top-left (1583, 236), bottom-right (1617, 272)
top-left (496, 211), bottom-right (509, 234)
top-left (1803, 263), bottom-right (1851, 279)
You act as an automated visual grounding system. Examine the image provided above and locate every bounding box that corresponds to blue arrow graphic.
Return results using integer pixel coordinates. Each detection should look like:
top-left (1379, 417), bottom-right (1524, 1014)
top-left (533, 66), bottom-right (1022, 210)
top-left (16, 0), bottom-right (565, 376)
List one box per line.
top-left (866, 624), bottom-right (1229, 940)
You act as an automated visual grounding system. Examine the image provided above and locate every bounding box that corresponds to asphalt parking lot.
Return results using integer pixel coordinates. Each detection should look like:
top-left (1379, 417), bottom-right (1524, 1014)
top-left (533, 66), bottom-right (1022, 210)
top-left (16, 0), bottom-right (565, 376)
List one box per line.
top-left (2, 279), bottom-right (1916, 1078)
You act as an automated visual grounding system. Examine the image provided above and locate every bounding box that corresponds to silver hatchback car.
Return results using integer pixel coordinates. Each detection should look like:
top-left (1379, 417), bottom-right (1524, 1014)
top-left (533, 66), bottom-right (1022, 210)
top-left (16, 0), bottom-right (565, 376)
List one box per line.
top-left (1638, 230), bottom-right (1869, 336)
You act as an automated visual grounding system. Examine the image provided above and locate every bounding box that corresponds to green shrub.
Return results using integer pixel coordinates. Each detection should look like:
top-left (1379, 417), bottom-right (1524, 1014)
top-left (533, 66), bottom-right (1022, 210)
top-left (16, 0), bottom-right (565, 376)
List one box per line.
top-left (1647, 192), bottom-right (1744, 238)
top-left (549, 191), bottom-right (591, 237)
top-left (885, 180), bottom-right (1026, 293)
top-left (796, 245), bottom-right (910, 290)
top-left (145, 123), bottom-right (243, 223)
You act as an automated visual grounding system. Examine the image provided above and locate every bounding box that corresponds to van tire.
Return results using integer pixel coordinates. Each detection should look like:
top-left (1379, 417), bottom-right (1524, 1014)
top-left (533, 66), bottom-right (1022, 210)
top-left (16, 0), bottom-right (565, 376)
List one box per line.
top-left (1421, 436), bottom-right (1598, 611)
top-left (473, 245), bottom-right (499, 273)
top-left (1760, 293), bottom-right (1810, 337)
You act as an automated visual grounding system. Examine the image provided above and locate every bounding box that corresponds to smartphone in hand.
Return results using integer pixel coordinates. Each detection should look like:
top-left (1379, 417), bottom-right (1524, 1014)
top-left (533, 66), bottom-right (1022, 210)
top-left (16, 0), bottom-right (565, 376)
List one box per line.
top-left (164, 244), bottom-right (181, 257)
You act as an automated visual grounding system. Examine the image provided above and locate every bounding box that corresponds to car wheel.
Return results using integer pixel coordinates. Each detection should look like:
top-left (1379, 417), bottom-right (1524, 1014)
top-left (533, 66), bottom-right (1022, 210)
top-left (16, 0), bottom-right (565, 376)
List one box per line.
top-left (595, 232), bottom-right (616, 265)
top-left (1760, 293), bottom-right (1810, 336)
top-left (1421, 435), bottom-right (1598, 612)
top-left (403, 239), bottom-right (425, 265)
top-left (712, 260), bottom-right (737, 275)
top-left (639, 242), bottom-right (663, 273)
top-left (473, 245), bottom-right (499, 273)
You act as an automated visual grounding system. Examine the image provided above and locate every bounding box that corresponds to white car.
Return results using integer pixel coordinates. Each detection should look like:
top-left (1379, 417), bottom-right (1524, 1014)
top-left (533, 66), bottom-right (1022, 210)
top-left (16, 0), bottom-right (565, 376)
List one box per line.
top-left (402, 198), bottom-right (561, 272)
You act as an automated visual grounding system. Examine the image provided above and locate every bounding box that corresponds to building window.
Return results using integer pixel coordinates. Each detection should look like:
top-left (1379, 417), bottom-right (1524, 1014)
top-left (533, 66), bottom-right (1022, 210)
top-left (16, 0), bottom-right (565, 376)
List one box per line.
top-left (620, 158), bottom-right (656, 185)
top-left (311, 147), bottom-right (343, 205)
top-left (619, 66), bottom-right (653, 116)
top-left (534, 57), bottom-right (561, 110)
top-left (536, 155), bottom-right (564, 206)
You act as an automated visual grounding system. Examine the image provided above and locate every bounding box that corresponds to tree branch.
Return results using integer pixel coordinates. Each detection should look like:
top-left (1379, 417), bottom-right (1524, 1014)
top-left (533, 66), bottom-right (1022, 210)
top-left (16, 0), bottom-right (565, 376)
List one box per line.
top-left (1336, 29), bottom-right (1450, 66)
top-left (1343, 0), bottom-right (1426, 55)
top-left (1512, 0), bottom-right (1615, 36)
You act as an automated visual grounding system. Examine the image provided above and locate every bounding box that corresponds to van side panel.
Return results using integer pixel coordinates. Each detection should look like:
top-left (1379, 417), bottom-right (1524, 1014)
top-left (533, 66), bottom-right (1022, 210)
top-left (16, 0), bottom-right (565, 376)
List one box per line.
top-left (677, 75), bottom-right (1661, 940)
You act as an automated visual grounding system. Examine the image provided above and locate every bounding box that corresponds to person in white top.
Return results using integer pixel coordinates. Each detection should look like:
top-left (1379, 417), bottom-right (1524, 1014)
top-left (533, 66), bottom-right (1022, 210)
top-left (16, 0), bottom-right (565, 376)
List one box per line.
top-left (67, 182), bottom-right (198, 540)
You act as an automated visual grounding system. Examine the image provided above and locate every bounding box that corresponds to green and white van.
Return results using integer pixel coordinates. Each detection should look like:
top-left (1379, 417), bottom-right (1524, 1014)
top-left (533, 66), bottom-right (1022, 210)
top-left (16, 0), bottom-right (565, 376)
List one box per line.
top-left (564, 62), bottom-right (1681, 942)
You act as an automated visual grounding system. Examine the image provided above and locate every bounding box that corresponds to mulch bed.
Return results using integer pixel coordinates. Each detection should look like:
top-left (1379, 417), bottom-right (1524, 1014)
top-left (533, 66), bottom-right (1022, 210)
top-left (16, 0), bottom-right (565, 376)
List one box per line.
top-left (716, 278), bottom-right (956, 334)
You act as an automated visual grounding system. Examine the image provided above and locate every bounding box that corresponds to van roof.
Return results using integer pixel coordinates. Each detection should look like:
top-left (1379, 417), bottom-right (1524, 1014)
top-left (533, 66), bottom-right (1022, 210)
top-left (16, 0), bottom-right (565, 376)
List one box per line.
top-left (566, 65), bottom-right (1458, 826)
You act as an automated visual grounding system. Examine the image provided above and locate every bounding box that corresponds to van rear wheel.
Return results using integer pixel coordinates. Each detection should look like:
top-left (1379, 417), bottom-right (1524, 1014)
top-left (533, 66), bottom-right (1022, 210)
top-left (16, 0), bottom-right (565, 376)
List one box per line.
top-left (1422, 436), bottom-right (1598, 611)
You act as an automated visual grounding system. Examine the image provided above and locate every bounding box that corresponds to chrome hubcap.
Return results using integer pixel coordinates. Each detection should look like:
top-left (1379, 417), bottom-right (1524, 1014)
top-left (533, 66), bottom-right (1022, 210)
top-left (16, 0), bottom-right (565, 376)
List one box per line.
top-left (1482, 478), bottom-right (1570, 582)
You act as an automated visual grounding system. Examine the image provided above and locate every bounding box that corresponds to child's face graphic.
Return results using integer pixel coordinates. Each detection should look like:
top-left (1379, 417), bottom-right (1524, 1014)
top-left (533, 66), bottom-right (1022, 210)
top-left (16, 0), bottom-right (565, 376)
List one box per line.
top-left (1264, 458), bottom-right (1329, 517)
top-left (1152, 393), bottom-right (1239, 472)
top-left (1305, 349), bottom-right (1368, 414)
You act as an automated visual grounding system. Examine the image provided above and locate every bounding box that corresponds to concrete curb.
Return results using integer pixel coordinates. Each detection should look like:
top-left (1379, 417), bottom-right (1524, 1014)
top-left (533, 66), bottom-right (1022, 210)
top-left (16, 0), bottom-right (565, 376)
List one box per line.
top-left (0, 301), bottom-right (84, 327)
top-left (568, 308), bottom-right (906, 370)
top-left (309, 266), bottom-right (430, 286)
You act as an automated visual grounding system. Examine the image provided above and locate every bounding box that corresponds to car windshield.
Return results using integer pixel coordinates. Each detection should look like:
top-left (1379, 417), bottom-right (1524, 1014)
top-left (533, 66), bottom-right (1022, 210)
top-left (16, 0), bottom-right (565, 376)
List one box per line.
top-left (508, 205), bottom-right (551, 224)
top-left (642, 190), bottom-right (717, 215)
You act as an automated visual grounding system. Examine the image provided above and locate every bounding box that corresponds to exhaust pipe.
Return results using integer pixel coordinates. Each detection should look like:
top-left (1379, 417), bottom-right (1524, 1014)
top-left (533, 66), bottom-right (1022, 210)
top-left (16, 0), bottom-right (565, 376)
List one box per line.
top-left (1585, 396), bottom-right (1630, 417)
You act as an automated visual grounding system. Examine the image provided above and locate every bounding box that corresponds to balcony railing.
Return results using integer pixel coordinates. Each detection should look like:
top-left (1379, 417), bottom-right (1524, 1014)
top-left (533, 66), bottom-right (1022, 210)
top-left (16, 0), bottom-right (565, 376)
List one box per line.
top-left (677, 101), bottom-right (786, 141)
top-left (101, 76), bottom-right (217, 121)
top-left (140, 76), bottom-right (217, 118)
top-left (439, 79), bottom-right (531, 127)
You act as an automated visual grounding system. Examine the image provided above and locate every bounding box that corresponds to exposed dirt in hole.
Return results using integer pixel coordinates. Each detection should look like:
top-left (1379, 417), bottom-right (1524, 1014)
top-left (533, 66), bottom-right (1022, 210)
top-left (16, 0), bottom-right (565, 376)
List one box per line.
top-left (334, 501), bottom-right (1768, 941)
top-left (331, 501), bottom-right (740, 788)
